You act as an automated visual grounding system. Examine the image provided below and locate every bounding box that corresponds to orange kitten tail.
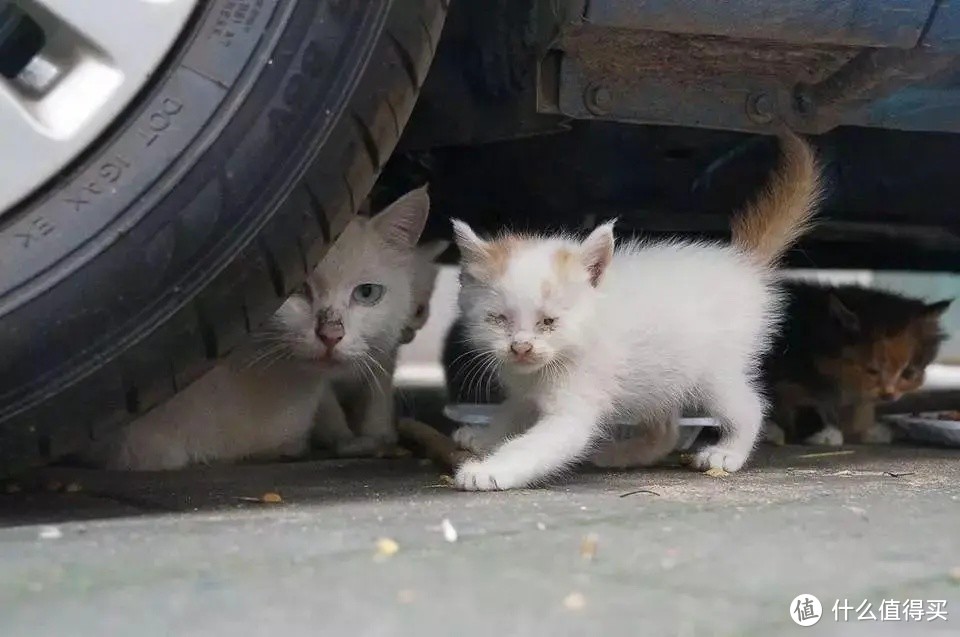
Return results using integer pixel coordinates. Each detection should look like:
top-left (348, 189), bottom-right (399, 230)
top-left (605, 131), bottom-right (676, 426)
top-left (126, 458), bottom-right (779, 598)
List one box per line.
top-left (731, 131), bottom-right (823, 268)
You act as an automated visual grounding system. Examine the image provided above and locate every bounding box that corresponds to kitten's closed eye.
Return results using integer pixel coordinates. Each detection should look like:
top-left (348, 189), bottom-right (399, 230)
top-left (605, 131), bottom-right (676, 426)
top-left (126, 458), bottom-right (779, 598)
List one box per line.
top-left (901, 367), bottom-right (919, 381)
top-left (539, 316), bottom-right (557, 330)
top-left (352, 283), bottom-right (385, 306)
top-left (865, 366), bottom-right (881, 377)
top-left (486, 313), bottom-right (508, 326)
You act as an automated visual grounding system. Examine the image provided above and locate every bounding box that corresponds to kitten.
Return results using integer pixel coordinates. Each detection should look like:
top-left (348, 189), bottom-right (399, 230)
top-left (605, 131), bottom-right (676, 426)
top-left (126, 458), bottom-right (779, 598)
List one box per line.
top-left (443, 313), bottom-right (679, 469)
top-left (447, 132), bottom-right (822, 490)
top-left (400, 240), bottom-right (449, 344)
top-left (98, 187), bottom-right (430, 470)
top-left (763, 282), bottom-right (951, 446)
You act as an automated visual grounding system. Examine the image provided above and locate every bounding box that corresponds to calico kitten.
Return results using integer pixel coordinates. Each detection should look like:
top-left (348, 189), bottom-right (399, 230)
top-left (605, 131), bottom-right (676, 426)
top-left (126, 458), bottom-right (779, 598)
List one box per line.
top-left (99, 187), bottom-right (430, 470)
top-left (400, 240), bottom-right (449, 344)
top-left (764, 282), bottom-right (951, 446)
top-left (448, 132), bottom-right (822, 490)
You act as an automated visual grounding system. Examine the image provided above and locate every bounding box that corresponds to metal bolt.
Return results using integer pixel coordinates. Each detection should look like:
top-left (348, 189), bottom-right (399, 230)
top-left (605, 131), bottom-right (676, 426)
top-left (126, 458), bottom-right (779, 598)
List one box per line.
top-left (584, 84), bottom-right (613, 116)
top-left (745, 92), bottom-right (775, 124)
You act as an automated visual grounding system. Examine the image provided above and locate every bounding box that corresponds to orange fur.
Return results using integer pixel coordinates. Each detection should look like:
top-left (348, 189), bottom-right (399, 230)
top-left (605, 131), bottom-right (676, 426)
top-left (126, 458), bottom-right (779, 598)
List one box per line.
top-left (731, 131), bottom-right (822, 267)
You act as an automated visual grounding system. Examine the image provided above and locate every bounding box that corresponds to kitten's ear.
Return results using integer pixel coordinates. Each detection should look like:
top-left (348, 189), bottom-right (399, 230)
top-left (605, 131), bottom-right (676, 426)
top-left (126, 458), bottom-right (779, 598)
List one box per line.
top-left (580, 220), bottom-right (616, 287)
top-left (371, 185), bottom-right (430, 248)
top-left (419, 239), bottom-right (450, 262)
top-left (828, 294), bottom-right (860, 332)
top-left (924, 299), bottom-right (952, 318)
top-left (451, 219), bottom-right (489, 263)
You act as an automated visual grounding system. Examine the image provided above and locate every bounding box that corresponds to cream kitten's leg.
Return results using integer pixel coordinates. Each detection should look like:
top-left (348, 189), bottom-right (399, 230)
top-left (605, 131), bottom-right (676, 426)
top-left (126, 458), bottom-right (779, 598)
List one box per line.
top-left (454, 394), bottom-right (599, 491)
top-left (452, 398), bottom-right (535, 455)
top-left (691, 376), bottom-right (763, 472)
top-left (334, 369), bottom-right (398, 457)
top-left (311, 382), bottom-right (356, 452)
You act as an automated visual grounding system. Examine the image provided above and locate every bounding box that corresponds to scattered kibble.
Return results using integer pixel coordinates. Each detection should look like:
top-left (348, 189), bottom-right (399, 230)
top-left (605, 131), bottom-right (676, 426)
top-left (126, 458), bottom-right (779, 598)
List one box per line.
top-left (580, 533), bottom-right (599, 561)
top-left (260, 492), bottom-right (283, 504)
top-left (64, 482), bottom-right (82, 493)
top-left (441, 518), bottom-right (458, 543)
top-left (704, 467), bottom-right (729, 478)
top-left (38, 526), bottom-right (62, 540)
top-left (439, 474), bottom-right (455, 486)
top-left (563, 592), bottom-right (586, 611)
top-left (375, 537), bottom-right (399, 560)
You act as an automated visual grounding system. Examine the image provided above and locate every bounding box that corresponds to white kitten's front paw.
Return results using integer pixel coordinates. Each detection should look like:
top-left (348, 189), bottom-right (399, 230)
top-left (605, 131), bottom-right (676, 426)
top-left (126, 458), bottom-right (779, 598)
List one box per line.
top-left (452, 425), bottom-right (497, 454)
top-left (454, 459), bottom-right (526, 491)
top-left (860, 422), bottom-right (894, 444)
top-left (690, 446), bottom-right (749, 472)
top-left (804, 426), bottom-right (844, 447)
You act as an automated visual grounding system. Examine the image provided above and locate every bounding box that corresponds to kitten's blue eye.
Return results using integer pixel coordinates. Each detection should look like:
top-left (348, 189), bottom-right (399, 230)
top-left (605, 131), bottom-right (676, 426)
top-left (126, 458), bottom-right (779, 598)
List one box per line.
top-left (352, 283), bottom-right (384, 305)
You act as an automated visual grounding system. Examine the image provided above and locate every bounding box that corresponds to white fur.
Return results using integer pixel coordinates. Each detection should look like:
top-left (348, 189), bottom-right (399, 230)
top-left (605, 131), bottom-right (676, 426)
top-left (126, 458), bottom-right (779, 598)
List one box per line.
top-left (804, 425), bottom-right (844, 447)
top-left (100, 187), bottom-right (430, 470)
top-left (452, 226), bottom-right (780, 490)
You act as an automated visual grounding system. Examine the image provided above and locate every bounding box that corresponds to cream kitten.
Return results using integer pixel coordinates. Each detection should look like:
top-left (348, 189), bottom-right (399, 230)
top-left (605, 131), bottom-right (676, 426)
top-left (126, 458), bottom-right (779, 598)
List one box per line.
top-left (99, 187), bottom-right (430, 470)
top-left (449, 133), bottom-right (821, 490)
top-left (400, 240), bottom-right (449, 344)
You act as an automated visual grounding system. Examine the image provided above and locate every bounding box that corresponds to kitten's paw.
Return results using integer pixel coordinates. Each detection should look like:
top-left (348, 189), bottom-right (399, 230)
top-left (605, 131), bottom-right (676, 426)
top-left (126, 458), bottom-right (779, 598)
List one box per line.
top-left (452, 426), bottom-right (496, 454)
top-left (804, 426), bottom-right (844, 447)
top-left (762, 421), bottom-right (786, 446)
top-left (454, 460), bottom-right (525, 491)
top-left (690, 446), bottom-right (749, 472)
top-left (860, 422), bottom-right (895, 444)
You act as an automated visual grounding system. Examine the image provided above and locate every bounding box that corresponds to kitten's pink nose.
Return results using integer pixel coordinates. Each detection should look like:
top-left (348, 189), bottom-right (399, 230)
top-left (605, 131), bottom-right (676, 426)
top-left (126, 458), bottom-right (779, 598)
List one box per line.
top-left (510, 341), bottom-right (534, 359)
top-left (316, 322), bottom-right (344, 350)
top-left (880, 389), bottom-right (900, 401)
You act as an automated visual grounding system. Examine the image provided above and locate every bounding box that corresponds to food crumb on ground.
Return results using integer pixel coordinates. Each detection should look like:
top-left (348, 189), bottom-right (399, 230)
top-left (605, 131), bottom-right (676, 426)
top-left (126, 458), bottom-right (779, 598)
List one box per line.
top-left (375, 537), bottom-right (400, 560)
top-left (536, 522), bottom-right (547, 531)
top-left (64, 482), bottom-right (82, 493)
top-left (580, 533), bottom-right (599, 560)
top-left (563, 592), bottom-right (586, 611)
top-left (949, 566), bottom-right (960, 583)
top-left (38, 526), bottom-right (62, 540)
top-left (260, 492), bottom-right (283, 504)
top-left (441, 518), bottom-right (458, 543)
top-left (704, 467), bottom-right (729, 478)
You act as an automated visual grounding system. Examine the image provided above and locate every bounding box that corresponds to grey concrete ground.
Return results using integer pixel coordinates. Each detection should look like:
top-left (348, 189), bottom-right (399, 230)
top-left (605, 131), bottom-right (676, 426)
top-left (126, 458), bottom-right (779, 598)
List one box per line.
top-left (1, 444), bottom-right (958, 637)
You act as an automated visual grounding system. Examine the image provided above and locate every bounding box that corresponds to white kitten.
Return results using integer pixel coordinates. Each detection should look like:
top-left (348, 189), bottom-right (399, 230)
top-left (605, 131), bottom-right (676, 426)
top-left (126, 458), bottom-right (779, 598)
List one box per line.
top-left (99, 187), bottom-right (430, 470)
top-left (400, 240), bottom-right (449, 344)
top-left (449, 133), bottom-right (821, 490)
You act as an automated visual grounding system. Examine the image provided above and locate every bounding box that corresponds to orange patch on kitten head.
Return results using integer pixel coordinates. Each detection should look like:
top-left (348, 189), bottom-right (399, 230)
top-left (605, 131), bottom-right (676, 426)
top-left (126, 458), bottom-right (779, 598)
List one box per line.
top-left (551, 248), bottom-right (577, 281)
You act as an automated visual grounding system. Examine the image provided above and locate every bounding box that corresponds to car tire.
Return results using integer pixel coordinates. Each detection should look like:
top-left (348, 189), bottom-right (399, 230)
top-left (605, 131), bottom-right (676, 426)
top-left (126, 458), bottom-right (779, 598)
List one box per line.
top-left (0, 0), bottom-right (448, 474)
